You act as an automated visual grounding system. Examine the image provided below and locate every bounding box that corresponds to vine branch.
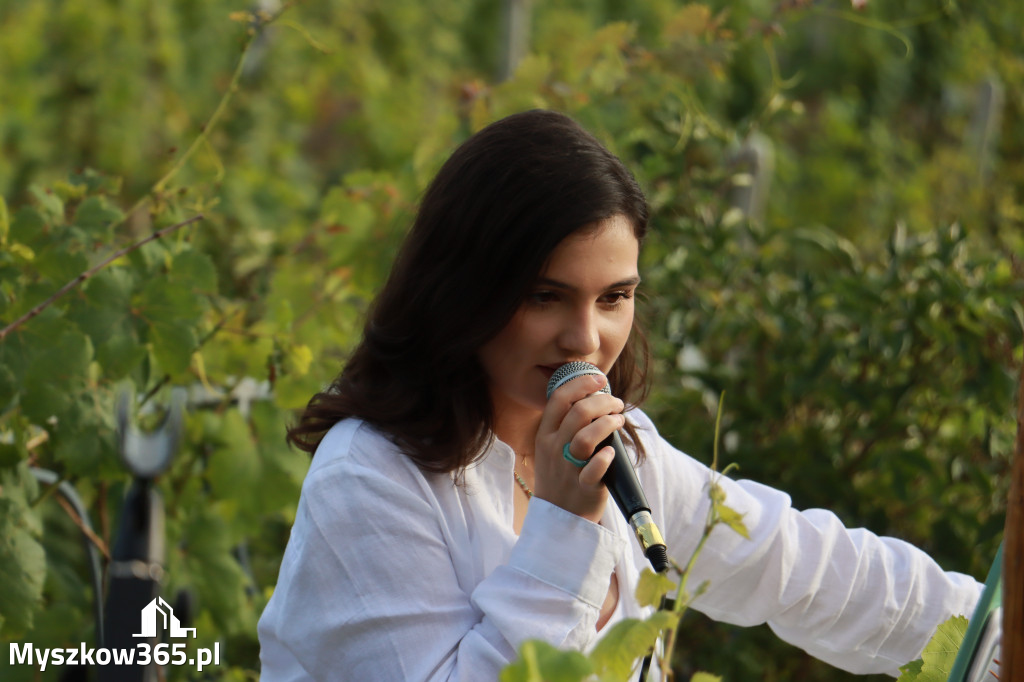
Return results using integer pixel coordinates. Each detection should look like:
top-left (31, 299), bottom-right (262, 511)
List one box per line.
top-left (658, 392), bottom-right (735, 678)
top-left (55, 494), bottom-right (111, 561)
top-left (122, 4), bottom-right (298, 223)
top-left (0, 214), bottom-right (204, 341)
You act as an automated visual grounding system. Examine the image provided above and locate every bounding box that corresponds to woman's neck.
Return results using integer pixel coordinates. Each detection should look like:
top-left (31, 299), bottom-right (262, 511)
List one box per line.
top-left (491, 397), bottom-right (543, 463)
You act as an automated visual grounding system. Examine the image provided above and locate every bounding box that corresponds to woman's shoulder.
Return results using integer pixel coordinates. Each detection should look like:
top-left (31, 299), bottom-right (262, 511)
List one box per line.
top-left (625, 406), bottom-right (706, 474)
top-left (624, 406), bottom-right (665, 455)
top-left (314, 417), bottom-right (393, 459)
top-left (304, 418), bottom-right (426, 493)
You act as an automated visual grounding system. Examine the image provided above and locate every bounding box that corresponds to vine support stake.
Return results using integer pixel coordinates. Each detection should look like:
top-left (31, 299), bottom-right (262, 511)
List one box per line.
top-left (1004, 353), bottom-right (1024, 678)
top-left (0, 214), bottom-right (204, 342)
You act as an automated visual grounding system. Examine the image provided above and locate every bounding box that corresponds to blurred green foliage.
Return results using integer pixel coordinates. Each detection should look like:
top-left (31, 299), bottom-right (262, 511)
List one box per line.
top-left (1, 0), bottom-right (1021, 680)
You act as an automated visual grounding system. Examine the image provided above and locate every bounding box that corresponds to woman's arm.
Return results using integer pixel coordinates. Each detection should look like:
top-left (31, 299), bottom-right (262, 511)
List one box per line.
top-left (632, 411), bottom-right (982, 677)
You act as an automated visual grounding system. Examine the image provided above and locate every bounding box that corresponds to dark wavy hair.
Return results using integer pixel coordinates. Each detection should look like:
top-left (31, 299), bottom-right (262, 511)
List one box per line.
top-left (287, 109), bottom-right (652, 473)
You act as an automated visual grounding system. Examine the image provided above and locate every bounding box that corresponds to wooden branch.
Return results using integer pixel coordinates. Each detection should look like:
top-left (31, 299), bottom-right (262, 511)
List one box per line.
top-left (1004, 355), bottom-right (1024, 679)
top-left (55, 493), bottom-right (110, 561)
top-left (0, 214), bottom-right (203, 342)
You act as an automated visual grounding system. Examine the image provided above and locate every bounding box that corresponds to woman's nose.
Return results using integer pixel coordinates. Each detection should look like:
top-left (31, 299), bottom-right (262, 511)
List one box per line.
top-left (557, 306), bottom-right (600, 357)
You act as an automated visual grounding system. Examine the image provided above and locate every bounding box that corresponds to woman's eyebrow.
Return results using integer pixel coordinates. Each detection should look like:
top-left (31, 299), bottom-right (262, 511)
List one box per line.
top-left (534, 276), bottom-right (642, 293)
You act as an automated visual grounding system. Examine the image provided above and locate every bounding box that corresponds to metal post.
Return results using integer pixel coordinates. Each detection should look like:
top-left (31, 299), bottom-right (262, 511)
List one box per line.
top-left (1004, 359), bottom-right (1024, 679)
top-left (499, 0), bottom-right (531, 82)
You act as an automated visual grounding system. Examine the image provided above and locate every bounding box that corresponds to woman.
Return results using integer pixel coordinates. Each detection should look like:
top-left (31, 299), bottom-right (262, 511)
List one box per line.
top-left (257, 110), bottom-right (983, 680)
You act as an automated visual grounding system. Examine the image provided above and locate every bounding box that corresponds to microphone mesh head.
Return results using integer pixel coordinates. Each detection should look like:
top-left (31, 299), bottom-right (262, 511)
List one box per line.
top-left (546, 361), bottom-right (610, 399)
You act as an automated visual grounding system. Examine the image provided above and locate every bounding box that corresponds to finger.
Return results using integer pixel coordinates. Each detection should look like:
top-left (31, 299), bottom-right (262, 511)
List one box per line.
top-left (558, 394), bottom-right (625, 443)
top-left (565, 412), bottom-right (626, 462)
top-left (579, 446), bottom-right (615, 489)
top-left (537, 373), bottom-right (607, 434)
top-left (567, 392), bottom-right (625, 422)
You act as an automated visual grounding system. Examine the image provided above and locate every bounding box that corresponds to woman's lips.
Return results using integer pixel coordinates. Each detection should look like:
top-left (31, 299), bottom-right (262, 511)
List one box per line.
top-left (538, 365), bottom-right (558, 382)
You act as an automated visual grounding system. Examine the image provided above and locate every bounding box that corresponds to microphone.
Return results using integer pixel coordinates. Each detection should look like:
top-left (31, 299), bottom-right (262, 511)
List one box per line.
top-left (546, 362), bottom-right (670, 573)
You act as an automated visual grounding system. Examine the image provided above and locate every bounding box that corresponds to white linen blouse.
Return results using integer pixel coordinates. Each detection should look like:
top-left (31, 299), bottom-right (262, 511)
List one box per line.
top-left (257, 409), bottom-right (982, 681)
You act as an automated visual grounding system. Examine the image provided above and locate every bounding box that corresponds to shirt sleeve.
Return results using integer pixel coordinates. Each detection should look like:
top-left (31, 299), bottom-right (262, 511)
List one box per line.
top-left (631, 411), bottom-right (983, 677)
top-left (257, 424), bottom-right (625, 682)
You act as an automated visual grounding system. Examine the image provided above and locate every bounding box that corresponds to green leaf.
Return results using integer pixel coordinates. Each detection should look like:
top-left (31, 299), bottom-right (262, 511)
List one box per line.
top-left (272, 372), bottom-right (323, 411)
top-left (68, 268), bottom-right (134, 347)
top-left (150, 319), bottom-right (197, 376)
top-left (589, 611), bottom-right (677, 680)
top-left (715, 502), bottom-right (750, 540)
top-left (33, 241), bottom-right (90, 287)
top-left (206, 409), bottom-right (264, 519)
top-left (500, 640), bottom-right (592, 682)
top-left (73, 195), bottom-right (123, 239)
top-left (321, 188), bottom-right (377, 234)
top-left (64, 263), bottom-right (141, 379)
top-left (51, 400), bottom-right (119, 476)
top-left (138, 271), bottom-right (204, 321)
top-left (30, 324), bottom-right (94, 380)
top-left (176, 506), bottom-right (255, 637)
top-left (96, 330), bottom-right (148, 380)
top-left (635, 568), bottom-right (677, 608)
top-left (897, 658), bottom-right (925, 680)
top-left (896, 615), bottom-right (968, 681)
top-left (20, 326), bottom-right (94, 423)
top-left (250, 401), bottom-right (308, 512)
top-left (171, 248), bottom-right (218, 294)
top-left (320, 185), bottom-right (379, 265)
top-left (283, 342), bottom-right (313, 376)
top-left (690, 673), bottom-right (723, 682)
top-left (9, 206), bottom-right (46, 247)
top-left (919, 615), bottom-right (967, 674)
top-left (0, 463), bottom-right (45, 636)
top-left (68, 168), bottom-right (122, 195)
top-left (136, 268), bottom-right (204, 378)
top-left (52, 179), bottom-right (88, 202)
top-left (29, 184), bottom-right (65, 222)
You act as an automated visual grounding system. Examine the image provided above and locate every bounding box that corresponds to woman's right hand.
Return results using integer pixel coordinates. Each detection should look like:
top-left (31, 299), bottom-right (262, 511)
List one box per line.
top-left (533, 373), bottom-right (626, 524)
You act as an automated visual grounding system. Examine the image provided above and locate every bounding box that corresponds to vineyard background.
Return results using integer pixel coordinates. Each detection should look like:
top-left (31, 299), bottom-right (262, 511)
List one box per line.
top-left (1, 1), bottom-right (1022, 680)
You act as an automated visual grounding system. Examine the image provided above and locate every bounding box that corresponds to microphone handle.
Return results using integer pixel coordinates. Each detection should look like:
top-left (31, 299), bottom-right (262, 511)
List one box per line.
top-left (599, 431), bottom-right (649, 517)
top-left (598, 431), bottom-right (670, 573)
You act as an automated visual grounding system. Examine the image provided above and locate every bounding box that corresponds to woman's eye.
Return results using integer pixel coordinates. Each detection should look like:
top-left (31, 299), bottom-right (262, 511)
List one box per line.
top-left (528, 291), bottom-right (557, 305)
top-left (602, 291), bottom-right (633, 306)
top-left (526, 289), bottom-right (634, 308)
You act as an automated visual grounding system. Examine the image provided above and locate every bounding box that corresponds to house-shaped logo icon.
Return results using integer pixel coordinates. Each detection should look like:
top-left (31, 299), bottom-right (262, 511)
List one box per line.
top-left (133, 597), bottom-right (197, 639)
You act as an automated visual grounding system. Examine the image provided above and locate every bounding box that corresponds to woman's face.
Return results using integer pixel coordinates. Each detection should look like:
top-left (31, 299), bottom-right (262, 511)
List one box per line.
top-left (477, 214), bottom-right (640, 419)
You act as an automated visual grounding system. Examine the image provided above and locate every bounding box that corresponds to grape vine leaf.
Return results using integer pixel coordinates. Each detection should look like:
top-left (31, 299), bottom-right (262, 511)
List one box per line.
top-left (635, 567), bottom-right (677, 608)
top-left (499, 639), bottom-right (592, 682)
top-left (589, 611), bottom-right (678, 680)
top-left (73, 195), bottom-right (122, 241)
top-left (691, 673), bottom-right (723, 682)
top-left (0, 463), bottom-right (45, 636)
top-left (715, 502), bottom-right (750, 540)
top-left (896, 615), bottom-right (968, 681)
